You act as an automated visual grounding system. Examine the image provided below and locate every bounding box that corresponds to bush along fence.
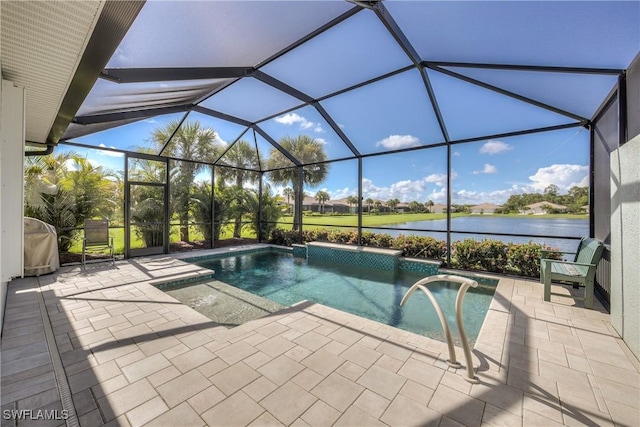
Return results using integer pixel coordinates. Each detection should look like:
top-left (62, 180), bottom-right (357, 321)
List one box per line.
top-left (268, 227), bottom-right (561, 278)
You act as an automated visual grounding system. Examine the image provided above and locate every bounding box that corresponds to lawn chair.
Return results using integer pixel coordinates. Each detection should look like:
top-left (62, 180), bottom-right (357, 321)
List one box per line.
top-left (541, 237), bottom-right (604, 309)
top-left (82, 219), bottom-right (115, 269)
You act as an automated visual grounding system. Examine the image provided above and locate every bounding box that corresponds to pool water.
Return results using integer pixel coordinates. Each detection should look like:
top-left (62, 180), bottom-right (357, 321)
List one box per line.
top-left (183, 251), bottom-right (496, 345)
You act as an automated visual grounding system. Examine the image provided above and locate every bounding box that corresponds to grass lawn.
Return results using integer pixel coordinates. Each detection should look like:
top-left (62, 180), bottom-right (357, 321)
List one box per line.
top-left (275, 212), bottom-right (465, 229)
top-left (66, 212), bottom-right (587, 254)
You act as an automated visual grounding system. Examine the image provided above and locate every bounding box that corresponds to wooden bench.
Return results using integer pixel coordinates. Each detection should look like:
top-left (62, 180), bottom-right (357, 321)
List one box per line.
top-left (541, 237), bottom-right (604, 309)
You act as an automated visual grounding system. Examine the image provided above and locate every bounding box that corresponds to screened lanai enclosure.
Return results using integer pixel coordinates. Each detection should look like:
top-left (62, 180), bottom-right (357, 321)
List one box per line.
top-left (14, 1), bottom-right (640, 299)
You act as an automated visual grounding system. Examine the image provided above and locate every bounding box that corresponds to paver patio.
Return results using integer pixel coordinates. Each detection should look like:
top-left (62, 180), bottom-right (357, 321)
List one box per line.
top-left (1, 246), bottom-right (639, 426)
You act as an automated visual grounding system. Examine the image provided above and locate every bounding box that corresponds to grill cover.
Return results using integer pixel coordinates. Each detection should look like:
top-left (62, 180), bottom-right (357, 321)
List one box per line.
top-left (24, 217), bottom-right (60, 276)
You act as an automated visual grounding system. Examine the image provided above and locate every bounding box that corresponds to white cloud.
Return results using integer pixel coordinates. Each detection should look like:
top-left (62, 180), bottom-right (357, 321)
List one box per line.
top-left (453, 151), bottom-right (460, 156)
top-left (449, 164), bottom-right (588, 204)
top-left (473, 164), bottom-right (497, 175)
top-left (480, 140), bottom-right (513, 155)
top-left (214, 135), bottom-right (228, 146)
top-left (275, 113), bottom-right (323, 133)
top-left (362, 177), bottom-right (431, 202)
top-left (315, 138), bottom-right (327, 145)
top-left (376, 134), bottom-right (420, 150)
top-left (425, 173), bottom-right (447, 187)
top-left (97, 144), bottom-right (124, 157)
top-left (327, 187), bottom-right (353, 200)
top-left (528, 164), bottom-right (588, 192)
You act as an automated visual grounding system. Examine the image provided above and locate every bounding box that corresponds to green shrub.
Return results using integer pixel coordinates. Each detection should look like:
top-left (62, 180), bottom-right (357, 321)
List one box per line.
top-left (506, 242), bottom-right (562, 277)
top-left (393, 234), bottom-right (447, 260)
top-left (268, 227), bottom-right (556, 279)
top-left (268, 228), bottom-right (301, 246)
top-left (452, 239), bottom-right (508, 272)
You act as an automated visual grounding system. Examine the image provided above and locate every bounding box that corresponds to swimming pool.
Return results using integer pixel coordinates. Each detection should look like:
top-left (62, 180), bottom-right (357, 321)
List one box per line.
top-left (170, 250), bottom-right (497, 345)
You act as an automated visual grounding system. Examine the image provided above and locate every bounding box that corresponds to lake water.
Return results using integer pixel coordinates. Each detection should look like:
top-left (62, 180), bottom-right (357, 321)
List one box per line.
top-left (364, 216), bottom-right (589, 253)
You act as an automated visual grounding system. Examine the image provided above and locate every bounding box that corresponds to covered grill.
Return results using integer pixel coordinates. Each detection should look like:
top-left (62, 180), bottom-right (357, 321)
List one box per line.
top-left (24, 217), bottom-right (60, 276)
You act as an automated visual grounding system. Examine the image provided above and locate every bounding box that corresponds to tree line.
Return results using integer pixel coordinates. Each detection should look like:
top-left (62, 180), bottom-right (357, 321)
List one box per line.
top-left (24, 120), bottom-right (330, 252)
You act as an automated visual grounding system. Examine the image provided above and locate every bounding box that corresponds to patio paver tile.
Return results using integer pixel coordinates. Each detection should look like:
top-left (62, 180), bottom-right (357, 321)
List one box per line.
top-left (121, 352), bottom-right (171, 383)
top-left (357, 364), bottom-right (406, 400)
top-left (259, 382), bottom-right (317, 425)
top-left (210, 362), bottom-right (261, 396)
top-left (334, 406), bottom-right (386, 427)
top-left (398, 379), bottom-right (436, 407)
top-left (255, 335), bottom-right (296, 358)
top-left (96, 378), bottom-right (157, 422)
top-left (340, 343), bottom-right (382, 369)
top-left (169, 346), bottom-right (216, 373)
top-left (398, 357), bottom-right (445, 390)
top-left (186, 384), bottom-right (226, 414)
top-left (256, 354), bottom-right (304, 386)
top-left (335, 360), bottom-right (366, 381)
top-left (243, 376), bottom-right (278, 402)
top-left (145, 401), bottom-right (205, 427)
top-left (124, 395), bottom-right (169, 427)
top-left (311, 372), bottom-right (364, 412)
top-left (300, 348), bottom-right (344, 376)
top-left (214, 341), bottom-right (258, 365)
top-left (429, 385), bottom-right (485, 427)
top-left (482, 402), bottom-right (524, 427)
top-left (382, 394), bottom-right (442, 427)
top-left (291, 368), bottom-right (324, 391)
top-left (300, 399), bottom-right (341, 426)
top-left (201, 391), bottom-right (264, 427)
top-left (247, 412), bottom-right (285, 427)
top-left (147, 365), bottom-right (182, 388)
top-left (353, 389), bottom-right (391, 419)
top-left (156, 368), bottom-right (211, 408)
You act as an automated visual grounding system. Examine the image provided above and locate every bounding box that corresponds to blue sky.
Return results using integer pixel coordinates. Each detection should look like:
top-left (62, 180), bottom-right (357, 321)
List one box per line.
top-left (64, 1), bottom-right (638, 207)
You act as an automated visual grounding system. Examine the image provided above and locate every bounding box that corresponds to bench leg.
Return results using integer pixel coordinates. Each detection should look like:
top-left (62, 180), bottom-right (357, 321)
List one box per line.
top-left (584, 279), bottom-right (594, 309)
top-left (543, 274), bottom-right (552, 303)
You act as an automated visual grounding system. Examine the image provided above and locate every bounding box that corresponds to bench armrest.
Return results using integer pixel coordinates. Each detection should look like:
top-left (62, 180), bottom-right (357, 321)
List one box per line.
top-left (541, 259), bottom-right (596, 268)
top-left (541, 249), bottom-right (575, 258)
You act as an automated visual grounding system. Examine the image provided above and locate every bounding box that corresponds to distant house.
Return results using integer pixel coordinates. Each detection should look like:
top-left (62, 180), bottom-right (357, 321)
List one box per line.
top-left (520, 202), bottom-right (567, 215)
top-left (325, 198), bottom-right (351, 214)
top-left (396, 202), bottom-right (411, 213)
top-left (288, 196), bottom-right (352, 214)
top-left (470, 203), bottom-right (501, 215)
top-left (429, 203), bottom-right (447, 213)
top-left (581, 204), bottom-right (590, 214)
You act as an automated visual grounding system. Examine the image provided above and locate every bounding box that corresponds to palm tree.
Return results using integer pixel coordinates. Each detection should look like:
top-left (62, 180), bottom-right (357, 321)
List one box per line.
top-left (365, 198), bottom-right (374, 215)
top-left (409, 201), bottom-right (420, 213)
top-left (373, 199), bottom-right (382, 214)
top-left (267, 135), bottom-right (328, 230)
top-left (315, 190), bottom-right (330, 214)
top-left (25, 152), bottom-right (118, 252)
top-left (386, 198), bottom-right (400, 213)
top-left (346, 195), bottom-right (359, 214)
top-left (150, 120), bottom-right (220, 242)
top-left (282, 187), bottom-right (294, 214)
top-left (426, 199), bottom-right (434, 213)
top-left (216, 140), bottom-right (260, 237)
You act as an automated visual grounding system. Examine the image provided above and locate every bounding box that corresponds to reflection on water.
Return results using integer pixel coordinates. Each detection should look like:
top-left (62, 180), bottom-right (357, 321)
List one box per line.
top-left (365, 216), bottom-right (588, 253)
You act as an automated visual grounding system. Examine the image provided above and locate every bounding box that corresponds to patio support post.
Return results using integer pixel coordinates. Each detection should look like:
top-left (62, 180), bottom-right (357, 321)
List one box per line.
top-left (619, 74), bottom-right (628, 145)
top-left (446, 143), bottom-right (452, 266)
top-left (258, 172), bottom-right (264, 243)
top-left (589, 125), bottom-right (595, 238)
top-left (358, 157), bottom-right (363, 245)
top-left (164, 160), bottom-right (170, 254)
top-left (296, 167), bottom-right (304, 242)
top-left (124, 154), bottom-right (130, 259)
top-left (211, 166), bottom-right (216, 246)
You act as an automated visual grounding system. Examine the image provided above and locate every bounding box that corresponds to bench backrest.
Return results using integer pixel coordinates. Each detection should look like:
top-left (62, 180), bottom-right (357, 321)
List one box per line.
top-left (574, 237), bottom-right (604, 266)
top-left (85, 219), bottom-right (110, 246)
